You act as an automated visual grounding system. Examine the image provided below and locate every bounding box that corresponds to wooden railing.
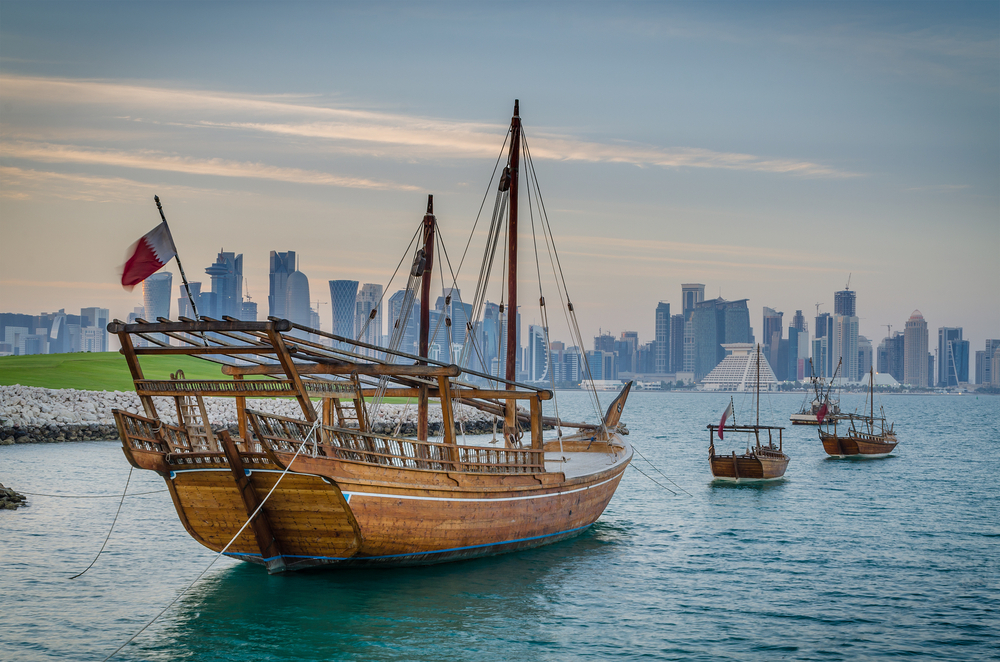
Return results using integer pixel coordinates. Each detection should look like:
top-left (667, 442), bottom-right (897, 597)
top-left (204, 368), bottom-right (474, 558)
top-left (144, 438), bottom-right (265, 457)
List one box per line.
top-left (113, 409), bottom-right (190, 454)
top-left (134, 379), bottom-right (300, 397)
top-left (246, 409), bottom-right (544, 474)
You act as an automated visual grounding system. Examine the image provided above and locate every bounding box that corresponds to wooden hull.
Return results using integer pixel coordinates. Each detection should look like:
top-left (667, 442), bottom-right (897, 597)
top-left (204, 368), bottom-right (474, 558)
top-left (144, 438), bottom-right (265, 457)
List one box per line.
top-left (709, 451), bottom-right (789, 481)
top-left (133, 438), bottom-right (631, 571)
top-left (820, 431), bottom-right (898, 457)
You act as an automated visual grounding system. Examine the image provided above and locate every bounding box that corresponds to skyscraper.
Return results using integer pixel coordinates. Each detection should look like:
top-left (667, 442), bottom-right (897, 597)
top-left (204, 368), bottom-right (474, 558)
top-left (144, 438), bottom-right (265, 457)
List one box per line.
top-left (690, 298), bottom-right (751, 381)
top-left (669, 314), bottom-right (685, 374)
top-left (814, 312), bottom-right (835, 377)
top-left (203, 251), bottom-right (242, 319)
top-left (268, 251), bottom-right (295, 319)
top-left (937, 327), bottom-right (966, 386)
top-left (834, 289), bottom-right (856, 317)
top-left (655, 302), bottom-right (670, 374)
top-left (285, 270), bottom-right (311, 326)
top-left (388, 289), bottom-right (420, 355)
top-left (832, 314), bottom-right (860, 381)
top-left (142, 272), bottom-right (172, 321)
top-left (983, 339), bottom-right (1000, 385)
top-left (791, 310), bottom-right (807, 333)
top-left (329, 280), bottom-right (359, 341)
top-left (355, 283), bottom-right (383, 348)
top-left (903, 310), bottom-right (928, 387)
top-left (762, 307), bottom-right (783, 372)
top-left (681, 284), bottom-right (705, 373)
top-left (177, 282), bottom-right (202, 319)
top-left (527, 324), bottom-right (549, 382)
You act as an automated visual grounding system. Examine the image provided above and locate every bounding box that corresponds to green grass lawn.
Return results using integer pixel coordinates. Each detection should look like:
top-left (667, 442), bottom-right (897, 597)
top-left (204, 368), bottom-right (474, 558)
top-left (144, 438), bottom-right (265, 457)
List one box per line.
top-left (0, 352), bottom-right (416, 403)
top-left (0, 352), bottom-right (238, 391)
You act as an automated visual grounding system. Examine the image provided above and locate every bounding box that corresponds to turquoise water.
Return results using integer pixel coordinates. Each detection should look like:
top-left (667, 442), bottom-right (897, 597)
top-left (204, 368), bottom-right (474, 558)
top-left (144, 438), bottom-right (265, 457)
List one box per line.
top-left (1, 392), bottom-right (997, 661)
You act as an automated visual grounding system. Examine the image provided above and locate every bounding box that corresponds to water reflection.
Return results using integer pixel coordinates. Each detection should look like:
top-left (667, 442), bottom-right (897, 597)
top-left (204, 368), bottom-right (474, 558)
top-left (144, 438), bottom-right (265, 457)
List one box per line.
top-left (136, 523), bottom-right (630, 662)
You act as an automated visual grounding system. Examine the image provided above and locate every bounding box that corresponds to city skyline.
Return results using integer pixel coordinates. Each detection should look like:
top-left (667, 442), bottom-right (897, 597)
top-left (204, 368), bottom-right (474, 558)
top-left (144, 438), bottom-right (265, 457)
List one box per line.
top-left (1, 3), bottom-right (997, 353)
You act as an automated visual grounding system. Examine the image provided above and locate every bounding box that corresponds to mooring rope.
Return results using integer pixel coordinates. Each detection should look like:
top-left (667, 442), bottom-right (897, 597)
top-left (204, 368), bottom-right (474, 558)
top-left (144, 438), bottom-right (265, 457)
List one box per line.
top-left (102, 419), bottom-right (321, 662)
top-left (70, 466), bottom-right (133, 580)
top-left (20, 489), bottom-right (167, 498)
top-left (629, 445), bottom-right (692, 496)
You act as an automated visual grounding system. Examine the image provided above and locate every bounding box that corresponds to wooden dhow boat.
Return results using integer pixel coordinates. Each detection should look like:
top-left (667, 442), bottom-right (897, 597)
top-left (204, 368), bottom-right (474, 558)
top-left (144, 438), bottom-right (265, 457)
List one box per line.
top-left (819, 367), bottom-right (898, 458)
top-left (707, 345), bottom-right (788, 480)
top-left (789, 359), bottom-right (841, 425)
top-left (110, 102), bottom-right (633, 573)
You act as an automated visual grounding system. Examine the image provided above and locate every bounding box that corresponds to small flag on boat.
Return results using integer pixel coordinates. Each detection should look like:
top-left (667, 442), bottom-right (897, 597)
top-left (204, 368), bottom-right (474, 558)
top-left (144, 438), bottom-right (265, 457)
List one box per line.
top-left (718, 401), bottom-right (733, 439)
top-left (816, 399), bottom-right (829, 423)
top-left (120, 221), bottom-right (176, 290)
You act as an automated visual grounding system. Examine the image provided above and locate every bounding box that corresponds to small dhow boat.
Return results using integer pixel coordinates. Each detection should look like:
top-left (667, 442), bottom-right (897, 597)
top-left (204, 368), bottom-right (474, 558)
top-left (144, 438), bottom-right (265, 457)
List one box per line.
top-left (707, 345), bottom-right (788, 480)
top-left (110, 102), bottom-right (633, 573)
top-left (789, 359), bottom-right (841, 425)
top-left (819, 366), bottom-right (898, 458)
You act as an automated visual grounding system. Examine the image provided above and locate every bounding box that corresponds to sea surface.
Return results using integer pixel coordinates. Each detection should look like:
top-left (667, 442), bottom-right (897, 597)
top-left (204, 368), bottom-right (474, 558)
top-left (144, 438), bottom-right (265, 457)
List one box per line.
top-left (1, 392), bottom-right (998, 661)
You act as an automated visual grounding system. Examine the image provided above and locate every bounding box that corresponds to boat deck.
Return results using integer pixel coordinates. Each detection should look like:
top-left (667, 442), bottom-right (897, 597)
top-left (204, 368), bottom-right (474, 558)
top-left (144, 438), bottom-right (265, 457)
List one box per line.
top-left (544, 446), bottom-right (630, 480)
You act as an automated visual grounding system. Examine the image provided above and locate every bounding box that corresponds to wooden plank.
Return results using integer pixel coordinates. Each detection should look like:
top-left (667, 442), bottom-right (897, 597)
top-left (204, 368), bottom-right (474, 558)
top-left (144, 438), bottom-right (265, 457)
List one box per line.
top-left (267, 328), bottom-right (317, 422)
top-left (222, 362), bottom-right (461, 377)
top-left (108, 319), bottom-right (290, 334)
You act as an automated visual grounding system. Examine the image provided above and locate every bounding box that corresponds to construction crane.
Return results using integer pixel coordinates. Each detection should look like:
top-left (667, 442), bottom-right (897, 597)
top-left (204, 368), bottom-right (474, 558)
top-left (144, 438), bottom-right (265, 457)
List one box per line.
top-left (815, 302), bottom-right (824, 316)
top-left (845, 273), bottom-right (851, 290)
top-left (884, 324), bottom-right (892, 339)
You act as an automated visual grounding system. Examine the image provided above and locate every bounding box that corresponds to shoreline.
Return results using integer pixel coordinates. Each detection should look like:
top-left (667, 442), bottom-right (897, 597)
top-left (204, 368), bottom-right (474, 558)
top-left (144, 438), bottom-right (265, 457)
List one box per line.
top-left (0, 384), bottom-right (506, 445)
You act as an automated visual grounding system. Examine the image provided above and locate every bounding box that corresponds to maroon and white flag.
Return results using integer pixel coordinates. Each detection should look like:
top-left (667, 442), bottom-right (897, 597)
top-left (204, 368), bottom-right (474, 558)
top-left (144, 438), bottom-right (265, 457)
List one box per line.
top-left (120, 222), bottom-right (176, 290)
top-left (816, 400), bottom-right (829, 423)
top-left (718, 401), bottom-right (734, 439)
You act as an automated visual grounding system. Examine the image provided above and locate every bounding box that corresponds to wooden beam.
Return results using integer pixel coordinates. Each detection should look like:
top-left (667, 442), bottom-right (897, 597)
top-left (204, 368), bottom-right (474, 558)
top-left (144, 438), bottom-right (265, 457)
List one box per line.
top-left (267, 329), bottom-right (317, 422)
top-left (133, 346), bottom-right (283, 356)
top-left (219, 431), bottom-right (286, 573)
top-left (108, 319), bottom-right (291, 334)
top-left (530, 396), bottom-right (543, 451)
top-left (221, 362), bottom-right (461, 377)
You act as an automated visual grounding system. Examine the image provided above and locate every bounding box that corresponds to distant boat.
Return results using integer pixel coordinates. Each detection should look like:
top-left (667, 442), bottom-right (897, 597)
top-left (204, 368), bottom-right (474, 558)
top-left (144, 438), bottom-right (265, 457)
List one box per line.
top-left (790, 358), bottom-right (840, 425)
top-left (819, 366), bottom-right (898, 458)
top-left (707, 345), bottom-right (789, 480)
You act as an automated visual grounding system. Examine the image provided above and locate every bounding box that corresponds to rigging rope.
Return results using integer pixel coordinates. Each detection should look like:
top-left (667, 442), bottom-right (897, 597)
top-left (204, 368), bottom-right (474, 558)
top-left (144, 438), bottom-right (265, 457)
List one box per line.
top-left (629, 444), bottom-right (692, 496)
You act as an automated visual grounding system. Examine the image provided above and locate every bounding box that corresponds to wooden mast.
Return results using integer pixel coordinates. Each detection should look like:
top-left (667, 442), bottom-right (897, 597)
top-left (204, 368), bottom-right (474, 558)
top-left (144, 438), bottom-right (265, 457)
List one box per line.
top-left (418, 194), bottom-right (435, 442)
top-left (504, 100), bottom-right (521, 445)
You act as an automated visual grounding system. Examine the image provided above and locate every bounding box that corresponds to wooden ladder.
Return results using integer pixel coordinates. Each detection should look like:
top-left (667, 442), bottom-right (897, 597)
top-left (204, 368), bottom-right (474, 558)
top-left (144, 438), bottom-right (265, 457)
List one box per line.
top-left (170, 369), bottom-right (217, 452)
top-left (332, 374), bottom-right (368, 432)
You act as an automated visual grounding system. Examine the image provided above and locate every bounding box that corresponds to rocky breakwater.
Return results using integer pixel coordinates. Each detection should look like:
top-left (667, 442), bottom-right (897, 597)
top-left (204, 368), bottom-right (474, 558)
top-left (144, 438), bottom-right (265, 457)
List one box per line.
top-left (0, 385), bottom-right (505, 444)
top-left (1, 482), bottom-right (27, 509)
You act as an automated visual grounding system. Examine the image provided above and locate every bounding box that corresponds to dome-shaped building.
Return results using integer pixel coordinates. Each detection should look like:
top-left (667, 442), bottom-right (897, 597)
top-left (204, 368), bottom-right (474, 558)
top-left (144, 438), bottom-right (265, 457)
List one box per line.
top-left (285, 270), bottom-right (311, 326)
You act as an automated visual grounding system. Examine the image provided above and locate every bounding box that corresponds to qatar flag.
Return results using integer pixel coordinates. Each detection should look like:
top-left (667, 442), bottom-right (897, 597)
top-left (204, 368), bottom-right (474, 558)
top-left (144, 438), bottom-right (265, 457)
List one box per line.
top-left (718, 401), bottom-right (733, 440)
top-left (120, 222), bottom-right (176, 291)
top-left (816, 400), bottom-right (829, 424)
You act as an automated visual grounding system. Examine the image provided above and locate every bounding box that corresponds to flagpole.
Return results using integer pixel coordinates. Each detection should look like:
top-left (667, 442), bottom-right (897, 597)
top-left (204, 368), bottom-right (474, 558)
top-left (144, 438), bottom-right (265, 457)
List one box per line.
top-left (154, 195), bottom-right (199, 321)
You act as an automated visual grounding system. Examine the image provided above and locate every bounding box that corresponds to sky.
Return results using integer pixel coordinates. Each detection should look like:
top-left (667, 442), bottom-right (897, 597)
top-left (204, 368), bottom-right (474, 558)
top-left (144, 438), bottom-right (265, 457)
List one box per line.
top-left (1, 1), bottom-right (997, 356)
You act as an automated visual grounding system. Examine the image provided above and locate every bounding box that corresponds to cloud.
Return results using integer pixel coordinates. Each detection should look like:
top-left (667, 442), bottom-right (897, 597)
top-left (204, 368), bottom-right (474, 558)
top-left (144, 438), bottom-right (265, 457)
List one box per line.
top-left (0, 141), bottom-right (420, 191)
top-left (0, 74), bottom-right (856, 178)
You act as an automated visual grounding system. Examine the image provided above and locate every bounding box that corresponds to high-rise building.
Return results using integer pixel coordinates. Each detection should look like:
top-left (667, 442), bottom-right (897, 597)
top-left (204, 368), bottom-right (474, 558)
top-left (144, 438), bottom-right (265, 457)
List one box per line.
top-left (655, 302), bottom-right (670, 374)
top-left (616, 331), bottom-right (638, 374)
top-left (284, 270), bottom-right (311, 326)
top-left (80, 307), bottom-right (109, 352)
top-left (669, 314), bottom-right (685, 373)
top-left (937, 327), bottom-right (969, 386)
top-left (177, 282), bottom-right (202, 319)
top-left (594, 332), bottom-right (615, 353)
top-left (832, 315), bottom-right (860, 381)
top-left (814, 312), bottom-right (835, 377)
top-left (681, 284), bottom-right (705, 373)
top-left (329, 280), bottom-right (359, 341)
top-left (762, 307), bottom-right (783, 373)
top-left (690, 298), bottom-right (751, 381)
top-left (975, 350), bottom-right (987, 385)
top-left (791, 309), bottom-right (807, 334)
top-left (240, 300), bottom-right (258, 322)
top-left (355, 283), bottom-right (383, 348)
top-left (858, 335), bottom-right (872, 377)
top-left (834, 289), bottom-right (856, 317)
top-left (981, 339), bottom-right (1000, 385)
top-left (435, 288), bottom-right (472, 347)
top-left (527, 325), bottom-right (549, 382)
top-left (268, 251), bottom-right (295, 319)
top-left (142, 272), bottom-right (172, 321)
top-left (203, 251), bottom-right (242, 320)
top-left (388, 289), bottom-right (420, 355)
top-left (903, 310), bottom-right (929, 387)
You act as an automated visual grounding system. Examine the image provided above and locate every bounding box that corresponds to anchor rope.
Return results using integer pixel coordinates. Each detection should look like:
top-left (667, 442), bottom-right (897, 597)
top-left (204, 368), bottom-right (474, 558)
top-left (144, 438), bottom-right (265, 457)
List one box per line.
top-left (630, 444), bottom-right (692, 496)
top-left (102, 418), bottom-right (321, 662)
top-left (19, 489), bottom-right (167, 498)
top-left (69, 466), bottom-right (133, 580)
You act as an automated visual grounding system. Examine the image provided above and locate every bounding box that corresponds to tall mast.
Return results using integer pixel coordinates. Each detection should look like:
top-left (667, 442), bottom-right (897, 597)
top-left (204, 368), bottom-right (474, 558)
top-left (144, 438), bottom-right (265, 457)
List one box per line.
top-left (417, 194), bottom-right (435, 441)
top-left (756, 343), bottom-right (761, 428)
top-left (505, 100), bottom-right (521, 384)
